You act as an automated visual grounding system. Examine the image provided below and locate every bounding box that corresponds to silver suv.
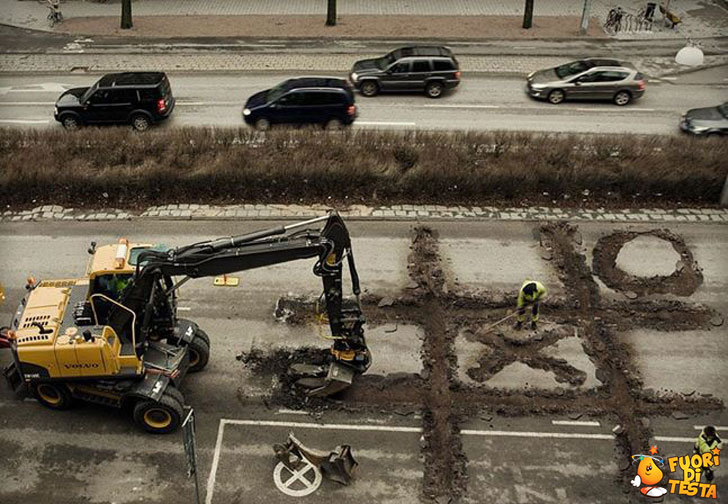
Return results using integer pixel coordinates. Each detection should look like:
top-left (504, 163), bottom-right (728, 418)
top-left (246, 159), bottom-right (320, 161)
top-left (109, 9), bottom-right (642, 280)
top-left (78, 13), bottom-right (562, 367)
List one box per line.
top-left (526, 58), bottom-right (646, 106)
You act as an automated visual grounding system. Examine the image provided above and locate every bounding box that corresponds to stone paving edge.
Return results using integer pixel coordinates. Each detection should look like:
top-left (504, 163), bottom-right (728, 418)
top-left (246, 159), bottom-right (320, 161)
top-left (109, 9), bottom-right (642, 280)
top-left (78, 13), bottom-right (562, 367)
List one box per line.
top-left (2, 204), bottom-right (727, 224)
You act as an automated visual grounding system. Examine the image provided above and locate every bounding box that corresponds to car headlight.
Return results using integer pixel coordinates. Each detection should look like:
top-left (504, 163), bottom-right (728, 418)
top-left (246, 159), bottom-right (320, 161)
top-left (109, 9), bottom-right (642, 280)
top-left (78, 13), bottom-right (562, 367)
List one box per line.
top-left (527, 71), bottom-right (535, 79)
top-left (530, 83), bottom-right (545, 89)
top-left (351, 72), bottom-right (359, 82)
top-left (54, 106), bottom-right (58, 115)
top-left (690, 125), bottom-right (709, 132)
top-left (243, 108), bottom-right (251, 116)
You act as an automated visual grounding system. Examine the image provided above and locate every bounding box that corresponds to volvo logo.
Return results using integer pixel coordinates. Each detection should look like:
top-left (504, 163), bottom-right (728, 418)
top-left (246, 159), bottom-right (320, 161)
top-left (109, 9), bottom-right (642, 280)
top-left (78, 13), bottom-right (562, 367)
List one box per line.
top-left (64, 363), bottom-right (100, 369)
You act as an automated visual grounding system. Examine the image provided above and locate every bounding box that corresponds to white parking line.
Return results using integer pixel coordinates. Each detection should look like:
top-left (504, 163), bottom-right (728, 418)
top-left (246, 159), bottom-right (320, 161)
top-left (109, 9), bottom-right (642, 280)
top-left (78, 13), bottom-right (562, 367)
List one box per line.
top-left (177, 306), bottom-right (192, 312)
top-left (276, 409), bottom-right (309, 415)
top-left (204, 417), bottom-right (697, 503)
top-left (693, 425), bottom-right (728, 431)
top-left (0, 119), bottom-right (49, 124)
top-left (551, 420), bottom-right (601, 427)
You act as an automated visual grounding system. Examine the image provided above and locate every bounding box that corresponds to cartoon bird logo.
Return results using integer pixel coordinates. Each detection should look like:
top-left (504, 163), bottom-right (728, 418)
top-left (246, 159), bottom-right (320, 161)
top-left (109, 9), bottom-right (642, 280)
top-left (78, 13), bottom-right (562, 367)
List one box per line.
top-left (631, 446), bottom-right (668, 498)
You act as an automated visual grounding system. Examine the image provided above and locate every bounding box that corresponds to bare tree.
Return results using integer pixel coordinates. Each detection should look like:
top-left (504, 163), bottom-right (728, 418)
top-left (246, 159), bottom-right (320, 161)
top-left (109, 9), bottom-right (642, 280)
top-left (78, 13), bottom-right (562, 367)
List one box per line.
top-left (326, 0), bottom-right (337, 26)
top-left (522, 0), bottom-right (534, 29)
top-left (121, 0), bottom-right (133, 29)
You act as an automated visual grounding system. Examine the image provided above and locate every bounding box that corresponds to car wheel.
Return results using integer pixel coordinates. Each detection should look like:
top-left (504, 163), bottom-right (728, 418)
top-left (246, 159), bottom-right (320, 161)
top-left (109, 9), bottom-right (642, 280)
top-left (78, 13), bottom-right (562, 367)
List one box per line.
top-left (60, 115), bottom-right (80, 131)
top-left (255, 117), bottom-right (271, 131)
top-left (547, 89), bottom-right (565, 105)
top-left (613, 91), bottom-right (632, 106)
top-left (360, 81), bottom-right (379, 97)
top-left (34, 383), bottom-right (73, 410)
top-left (425, 81), bottom-right (444, 99)
top-left (131, 114), bottom-right (151, 131)
top-left (325, 118), bottom-right (343, 130)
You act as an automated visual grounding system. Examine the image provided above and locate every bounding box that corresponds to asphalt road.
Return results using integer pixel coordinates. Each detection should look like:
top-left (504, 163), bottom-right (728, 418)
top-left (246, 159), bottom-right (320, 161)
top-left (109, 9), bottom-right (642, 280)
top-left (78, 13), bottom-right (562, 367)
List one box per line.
top-left (0, 218), bottom-right (726, 503)
top-left (1, 72), bottom-right (726, 134)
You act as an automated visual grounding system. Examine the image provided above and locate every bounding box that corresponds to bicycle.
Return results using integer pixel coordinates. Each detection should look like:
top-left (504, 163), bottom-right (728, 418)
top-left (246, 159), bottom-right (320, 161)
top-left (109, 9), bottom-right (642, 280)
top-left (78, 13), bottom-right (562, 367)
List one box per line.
top-left (46, 0), bottom-right (63, 28)
top-left (603, 7), bottom-right (624, 34)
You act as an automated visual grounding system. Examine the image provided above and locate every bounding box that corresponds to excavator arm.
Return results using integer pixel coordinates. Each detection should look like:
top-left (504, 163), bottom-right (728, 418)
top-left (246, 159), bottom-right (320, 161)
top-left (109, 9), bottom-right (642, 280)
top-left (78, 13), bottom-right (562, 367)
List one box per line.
top-left (108, 212), bottom-right (369, 396)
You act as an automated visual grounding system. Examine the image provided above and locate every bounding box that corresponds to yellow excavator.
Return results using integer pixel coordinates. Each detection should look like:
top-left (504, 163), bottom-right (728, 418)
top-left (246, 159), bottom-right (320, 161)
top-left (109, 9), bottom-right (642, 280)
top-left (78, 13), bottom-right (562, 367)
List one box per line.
top-left (0, 212), bottom-right (370, 433)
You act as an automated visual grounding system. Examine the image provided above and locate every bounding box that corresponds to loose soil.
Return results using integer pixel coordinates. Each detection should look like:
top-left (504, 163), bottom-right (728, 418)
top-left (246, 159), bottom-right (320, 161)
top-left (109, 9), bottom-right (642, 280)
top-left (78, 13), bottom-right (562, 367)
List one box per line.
top-left (59, 15), bottom-right (605, 40)
top-left (593, 229), bottom-right (704, 297)
top-left (239, 224), bottom-right (724, 499)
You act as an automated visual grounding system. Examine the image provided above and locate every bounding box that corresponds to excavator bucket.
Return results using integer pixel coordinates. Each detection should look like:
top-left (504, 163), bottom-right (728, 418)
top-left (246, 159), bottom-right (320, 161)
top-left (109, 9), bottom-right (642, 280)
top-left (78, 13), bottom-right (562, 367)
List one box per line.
top-left (293, 361), bottom-right (356, 397)
top-left (273, 433), bottom-right (357, 485)
top-left (321, 445), bottom-right (358, 485)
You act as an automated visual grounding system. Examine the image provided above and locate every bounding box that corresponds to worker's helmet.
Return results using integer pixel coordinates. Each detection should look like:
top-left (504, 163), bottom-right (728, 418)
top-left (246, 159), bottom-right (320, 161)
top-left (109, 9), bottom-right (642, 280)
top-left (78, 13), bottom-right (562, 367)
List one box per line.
top-left (523, 282), bottom-right (538, 295)
top-left (704, 425), bottom-right (717, 437)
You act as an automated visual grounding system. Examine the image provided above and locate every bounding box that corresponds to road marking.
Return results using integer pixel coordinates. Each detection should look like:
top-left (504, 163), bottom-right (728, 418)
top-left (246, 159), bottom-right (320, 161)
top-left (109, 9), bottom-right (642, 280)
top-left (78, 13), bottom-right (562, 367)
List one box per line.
top-left (206, 418), bottom-right (699, 504)
top-left (356, 121), bottom-right (416, 126)
top-left (693, 425), bottom-right (728, 431)
top-left (575, 107), bottom-right (655, 112)
top-left (205, 419), bottom-right (226, 504)
top-left (277, 408), bottom-right (309, 415)
top-left (551, 420), bottom-right (601, 427)
top-left (424, 104), bottom-right (500, 109)
top-left (0, 102), bottom-right (55, 106)
top-left (177, 306), bottom-right (191, 311)
top-left (661, 77), bottom-right (678, 81)
top-left (0, 119), bottom-right (49, 124)
top-left (177, 101), bottom-right (243, 106)
top-left (654, 436), bottom-right (695, 443)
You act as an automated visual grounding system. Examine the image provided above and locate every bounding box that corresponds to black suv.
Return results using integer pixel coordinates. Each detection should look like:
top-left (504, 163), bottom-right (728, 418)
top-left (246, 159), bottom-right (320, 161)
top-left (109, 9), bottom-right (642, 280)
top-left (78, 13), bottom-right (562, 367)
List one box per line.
top-left (243, 77), bottom-right (357, 130)
top-left (54, 72), bottom-right (175, 131)
top-left (350, 46), bottom-right (460, 98)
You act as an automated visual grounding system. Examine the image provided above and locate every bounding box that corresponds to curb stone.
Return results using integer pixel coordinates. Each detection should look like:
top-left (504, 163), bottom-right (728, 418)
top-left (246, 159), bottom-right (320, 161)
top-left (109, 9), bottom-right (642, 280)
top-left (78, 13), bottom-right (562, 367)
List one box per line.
top-left (1, 205), bottom-right (726, 224)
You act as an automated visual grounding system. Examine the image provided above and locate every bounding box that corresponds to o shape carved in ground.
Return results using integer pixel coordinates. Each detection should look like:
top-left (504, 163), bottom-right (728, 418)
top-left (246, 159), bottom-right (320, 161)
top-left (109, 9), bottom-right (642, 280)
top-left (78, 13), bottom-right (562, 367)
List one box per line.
top-left (592, 229), bottom-right (702, 297)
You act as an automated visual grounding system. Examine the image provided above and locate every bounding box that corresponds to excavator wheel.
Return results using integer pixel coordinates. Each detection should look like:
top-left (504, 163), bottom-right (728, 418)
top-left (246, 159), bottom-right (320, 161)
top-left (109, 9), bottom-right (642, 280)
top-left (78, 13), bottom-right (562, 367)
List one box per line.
top-left (187, 330), bottom-right (210, 373)
top-left (133, 391), bottom-right (184, 434)
top-left (33, 382), bottom-right (73, 410)
top-left (163, 385), bottom-right (186, 407)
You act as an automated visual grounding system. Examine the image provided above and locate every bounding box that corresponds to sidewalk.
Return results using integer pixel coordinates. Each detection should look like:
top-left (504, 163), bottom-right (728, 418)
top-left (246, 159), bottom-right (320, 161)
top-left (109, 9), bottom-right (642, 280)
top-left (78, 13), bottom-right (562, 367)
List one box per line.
top-left (3, 50), bottom-right (727, 77)
top-left (4, 0), bottom-right (727, 40)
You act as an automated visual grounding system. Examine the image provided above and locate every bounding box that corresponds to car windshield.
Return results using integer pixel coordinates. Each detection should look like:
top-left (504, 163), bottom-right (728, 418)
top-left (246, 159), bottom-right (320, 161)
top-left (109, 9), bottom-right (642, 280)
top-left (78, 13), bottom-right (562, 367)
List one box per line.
top-left (376, 52), bottom-right (397, 69)
top-left (555, 60), bottom-right (590, 79)
top-left (80, 81), bottom-right (99, 103)
top-left (719, 103), bottom-right (728, 118)
top-left (266, 81), bottom-right (290, 103)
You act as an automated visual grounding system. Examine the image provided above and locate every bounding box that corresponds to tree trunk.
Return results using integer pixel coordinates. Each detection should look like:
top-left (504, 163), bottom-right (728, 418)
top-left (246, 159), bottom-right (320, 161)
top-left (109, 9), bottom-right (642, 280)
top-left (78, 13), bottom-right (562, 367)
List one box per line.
top-left (522, 0), bottom-right (534, 29)
top-left (326, 0), bottom-right (337, 26)
top-left (121, 0), bottom-right (133, 30)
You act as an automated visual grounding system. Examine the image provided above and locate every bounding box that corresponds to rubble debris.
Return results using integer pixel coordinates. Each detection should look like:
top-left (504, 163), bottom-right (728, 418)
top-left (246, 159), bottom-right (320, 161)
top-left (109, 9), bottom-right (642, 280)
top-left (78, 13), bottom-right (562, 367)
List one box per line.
top-left (378, 297), bottom-right (395, 308)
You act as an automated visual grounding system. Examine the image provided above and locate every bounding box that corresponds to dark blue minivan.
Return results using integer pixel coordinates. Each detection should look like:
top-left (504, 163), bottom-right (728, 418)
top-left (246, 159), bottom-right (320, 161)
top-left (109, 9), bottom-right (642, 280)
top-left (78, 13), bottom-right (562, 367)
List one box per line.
top-left (243, 77), bottom-right (357, 130)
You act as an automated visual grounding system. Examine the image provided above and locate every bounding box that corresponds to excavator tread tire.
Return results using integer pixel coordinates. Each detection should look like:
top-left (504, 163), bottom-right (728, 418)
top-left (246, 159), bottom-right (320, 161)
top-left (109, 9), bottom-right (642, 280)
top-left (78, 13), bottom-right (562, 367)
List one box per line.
top-left (133, 392), bottom-right (183, 434)
top-left (163, 385), bottom-right (186, 407)
top-left (34, 382), bottom-right (73, 410)
top-left (194, 328), bottom-right (210, 346)
top-left (187, 334), bottom-right (210, 373)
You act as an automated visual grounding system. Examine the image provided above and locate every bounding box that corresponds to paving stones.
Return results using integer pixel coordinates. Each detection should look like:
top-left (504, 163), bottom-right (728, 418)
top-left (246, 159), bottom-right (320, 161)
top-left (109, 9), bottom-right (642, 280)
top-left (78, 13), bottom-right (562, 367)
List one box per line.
top-left (2, 204), bottom-right (727, 224)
